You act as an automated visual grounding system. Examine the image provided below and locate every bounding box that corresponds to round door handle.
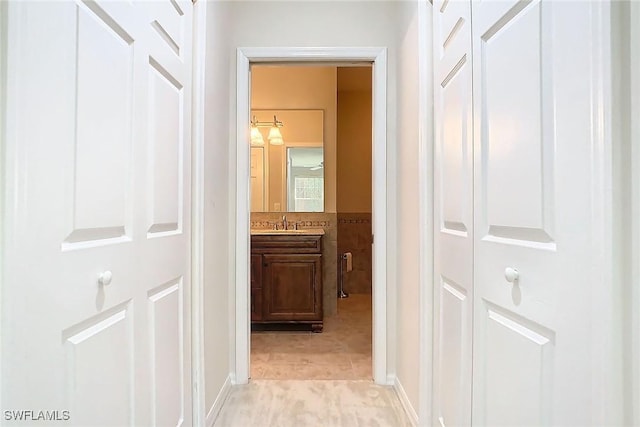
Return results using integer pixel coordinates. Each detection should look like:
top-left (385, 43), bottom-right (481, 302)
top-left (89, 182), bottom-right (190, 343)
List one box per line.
top-left (504, 267), bottom-right (519, 283)
top-left (98, 271), bottom-right (113, 286)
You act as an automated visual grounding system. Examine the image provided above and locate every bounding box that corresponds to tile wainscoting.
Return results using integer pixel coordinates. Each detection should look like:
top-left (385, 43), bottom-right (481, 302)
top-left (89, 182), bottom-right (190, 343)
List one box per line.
top-left (337, 213), bottom-right (372, 294)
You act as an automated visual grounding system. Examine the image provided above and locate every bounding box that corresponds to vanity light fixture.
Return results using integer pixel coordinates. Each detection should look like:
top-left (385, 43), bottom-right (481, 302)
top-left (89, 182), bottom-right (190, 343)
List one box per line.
top-left (251, 115), bottom-right (284, 146)
top-left (250, 126), bottom-right (264, 145)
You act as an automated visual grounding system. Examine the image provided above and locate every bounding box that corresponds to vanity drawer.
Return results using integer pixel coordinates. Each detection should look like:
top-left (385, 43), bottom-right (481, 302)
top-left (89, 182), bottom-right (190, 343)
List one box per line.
top-left (251, 235), bottom-right (322, 254)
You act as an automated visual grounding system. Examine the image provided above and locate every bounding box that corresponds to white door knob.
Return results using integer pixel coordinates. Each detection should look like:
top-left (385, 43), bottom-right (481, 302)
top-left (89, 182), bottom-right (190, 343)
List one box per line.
top-left (504, 267), bottom-right (519, 283)
top-left (98, 271), bottom-right (113, 286)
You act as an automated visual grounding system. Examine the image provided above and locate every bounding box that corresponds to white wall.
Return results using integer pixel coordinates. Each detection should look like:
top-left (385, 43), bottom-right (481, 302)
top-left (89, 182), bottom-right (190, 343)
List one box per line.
top-left (632, 3), bottom-right (640, 423)
top-left (203, 1), bottom-right (234, 421)
top-left (203, 0), bottom-right (430, 422)
top-left (0, 1), bottom-right (6, 417)
top-left (626, 1), bottom-right (640, 423)
top-left (222, 0), bottom-right (401, 383)
top-left (394, 0), bottom-right (422, 420)
top-left (611, 1), bottom-right (632, 423)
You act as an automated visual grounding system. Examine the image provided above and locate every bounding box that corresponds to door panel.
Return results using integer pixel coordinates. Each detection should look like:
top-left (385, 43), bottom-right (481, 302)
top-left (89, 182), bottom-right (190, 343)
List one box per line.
top-left (472, 1), bottom-right (601, 424)
top-left (478, 0), bottom-right (554, 247)
top-left (148, 58), bottom-right (184, 236)
top-left (63, 302), bottom-right (133, 426)
top-left (481, 302), bottom-right (554, 426)
top-left (141, 0), bottom-right (188, 59)
top-left (148, 278), bottom-right (184, 426)
top-left (433, 0), bottom-right (473, 426)
top-left (2, 1), bottom-right (193, 425)
top-left (66, 1), bottom-right (134, 246)
top-left (438, 278), bottom-right (470, 426)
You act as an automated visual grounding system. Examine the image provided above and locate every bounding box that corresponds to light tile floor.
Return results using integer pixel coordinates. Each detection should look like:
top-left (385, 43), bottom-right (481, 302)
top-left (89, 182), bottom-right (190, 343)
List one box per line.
top-left (215, 295), bottom-right (412, 427)
top-left (213, 380), bottom-right (412, 427)
top-left (251, 294), bottom-right (372, 380)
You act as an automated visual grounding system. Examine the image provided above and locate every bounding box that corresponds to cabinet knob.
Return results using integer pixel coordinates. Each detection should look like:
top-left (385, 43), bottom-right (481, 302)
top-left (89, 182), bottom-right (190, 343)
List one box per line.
top-left (504, 267), bottom-right (519, 283)
top-left (98, 271), bottom-right (113, 286)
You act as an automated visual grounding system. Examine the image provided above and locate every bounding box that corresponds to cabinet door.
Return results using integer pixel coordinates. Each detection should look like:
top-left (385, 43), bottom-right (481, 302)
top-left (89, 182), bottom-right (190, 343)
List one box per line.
top-left (251, 288), bottom-right (263, 321)
top-left (263, 254), bottom-right (322, 321)
top-left (250, 254), bottom-right (263, 321)
top-left (251, 254), bottom-right (262, 289)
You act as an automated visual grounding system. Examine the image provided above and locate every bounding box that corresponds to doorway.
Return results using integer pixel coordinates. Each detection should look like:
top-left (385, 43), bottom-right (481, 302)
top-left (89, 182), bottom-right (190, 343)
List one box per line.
top-left (248, 64), bottom-right (374, 380)
top-left (234, 47), bottom-right (389, 385)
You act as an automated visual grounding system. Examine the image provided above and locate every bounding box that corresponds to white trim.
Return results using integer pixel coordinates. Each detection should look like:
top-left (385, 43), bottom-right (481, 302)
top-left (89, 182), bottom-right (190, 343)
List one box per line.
top-left (371, 47), bottom-right (389, 385)
top-left (190, 1), bottom-right (206, 425)
top-left (393, 376), bottom-right (419, 426)
top-left (587, 2), bottom-right (620, 424)
top-left (235, 47), bottom-right (389, 385)
top-left (239, 47), bottom-right (388, 63)
top-left (631, 1), bottom-right (640, 423)
top-left (205, 375), bottom-right (233, 427)
top-left (235, 49), bottom-right (251, 384)
top-left (0, 0), bottom-right (7, 417)
top-left (417, 0), bottom-right (434, 425)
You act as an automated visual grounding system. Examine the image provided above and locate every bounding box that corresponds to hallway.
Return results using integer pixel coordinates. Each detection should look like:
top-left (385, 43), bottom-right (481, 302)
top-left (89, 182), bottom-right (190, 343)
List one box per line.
top-left (2, 1), bottom-right (636, 426)
top-left (210, 295), bottom-right (414, 426)
top-left (213, 380), bottom-right (411, 427)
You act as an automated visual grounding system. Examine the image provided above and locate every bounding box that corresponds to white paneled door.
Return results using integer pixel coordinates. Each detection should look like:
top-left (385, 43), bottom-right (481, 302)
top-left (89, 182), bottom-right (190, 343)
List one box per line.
top-left (433, 0), bottom-right (612, 424)
top-left (433, 0), bottom-right (473, 426)
top-left (472, 0), bottom-right (606, 425)
top-left (3, 1), bottom-right (192, 426)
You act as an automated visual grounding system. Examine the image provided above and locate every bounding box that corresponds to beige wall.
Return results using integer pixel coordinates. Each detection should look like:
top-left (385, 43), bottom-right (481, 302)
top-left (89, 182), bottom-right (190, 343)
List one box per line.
top-left (252, 66), bottom-right (337, 212)
top-left (336, 68), bottom-right (373, 295)
top-left (203, 0), bottom-right (233, 419)
top-left (337, 67), bottom-right (372, 213)
top-left (203, 0), bottom-right (422, 420)
top-left (395, 0), bottom-right (423, 417)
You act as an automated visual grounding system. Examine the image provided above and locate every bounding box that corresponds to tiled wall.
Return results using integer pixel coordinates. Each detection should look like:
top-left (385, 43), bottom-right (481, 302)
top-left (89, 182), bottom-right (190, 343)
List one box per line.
top-left (337, 213), bottom-right (372, 294)
top-left (250, 212), bottom-right (338, 316)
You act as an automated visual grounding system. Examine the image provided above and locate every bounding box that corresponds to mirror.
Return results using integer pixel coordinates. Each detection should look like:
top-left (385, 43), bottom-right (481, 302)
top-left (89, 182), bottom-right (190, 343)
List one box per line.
top-left (250, 109), bottom-right (324, 212)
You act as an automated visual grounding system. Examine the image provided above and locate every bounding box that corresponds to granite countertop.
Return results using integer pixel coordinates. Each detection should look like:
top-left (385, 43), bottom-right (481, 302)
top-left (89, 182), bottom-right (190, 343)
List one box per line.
top-left (250, 228), bottom-right (325, 236)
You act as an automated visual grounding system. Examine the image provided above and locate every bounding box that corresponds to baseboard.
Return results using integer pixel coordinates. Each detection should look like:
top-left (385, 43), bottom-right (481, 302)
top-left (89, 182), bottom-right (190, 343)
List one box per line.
top-left (205, 375), bottom-right (232, 427)
top-left (393, 376), bottom-right (419, 427)
top-left (386, 374), bottom-right (396, 386)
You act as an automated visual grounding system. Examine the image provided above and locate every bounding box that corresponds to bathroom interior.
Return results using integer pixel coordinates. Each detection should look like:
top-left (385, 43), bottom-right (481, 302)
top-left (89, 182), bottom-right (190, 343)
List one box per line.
top-left (249, 64), bottom-right (374, 380)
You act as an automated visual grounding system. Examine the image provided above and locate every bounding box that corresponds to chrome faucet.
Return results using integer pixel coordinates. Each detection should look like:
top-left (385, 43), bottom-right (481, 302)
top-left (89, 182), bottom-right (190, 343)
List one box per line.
top-left (282, 215), bottom-right (288, 230)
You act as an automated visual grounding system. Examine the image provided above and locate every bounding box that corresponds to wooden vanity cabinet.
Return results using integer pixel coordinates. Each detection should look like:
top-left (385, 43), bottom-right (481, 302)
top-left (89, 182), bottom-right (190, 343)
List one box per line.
top-left (250, 254), bottom-right (263, 321)
top-left (251, 234), bottom-right (323, 332)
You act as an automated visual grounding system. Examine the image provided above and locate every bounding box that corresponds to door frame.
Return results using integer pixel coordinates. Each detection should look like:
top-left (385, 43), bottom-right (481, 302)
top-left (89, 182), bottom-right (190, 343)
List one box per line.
top-left (190, 0), bottom-right (207, 425)
top-left (234, 47), bottom-right (389, 384)
top-left (0, 0), bottom-right (7, 418)
top-left (631, 0), bottom-right (640, 422)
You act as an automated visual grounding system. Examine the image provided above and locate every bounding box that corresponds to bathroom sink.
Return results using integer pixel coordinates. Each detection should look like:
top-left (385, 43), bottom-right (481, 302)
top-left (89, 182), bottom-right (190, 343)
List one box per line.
top-left (250, 228), bottom-right (325, 236)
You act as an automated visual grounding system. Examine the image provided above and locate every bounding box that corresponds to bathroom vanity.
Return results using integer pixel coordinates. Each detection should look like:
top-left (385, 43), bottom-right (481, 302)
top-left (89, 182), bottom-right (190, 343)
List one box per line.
top-left (250, 229), bottom-right (324, 332)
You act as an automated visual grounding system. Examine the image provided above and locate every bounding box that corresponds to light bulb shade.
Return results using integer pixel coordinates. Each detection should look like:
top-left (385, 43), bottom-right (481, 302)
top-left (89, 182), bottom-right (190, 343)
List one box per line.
top-left (251, 127), bottom-right (264, 145)
top-left (268, 126), bottom-right (283, 145)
